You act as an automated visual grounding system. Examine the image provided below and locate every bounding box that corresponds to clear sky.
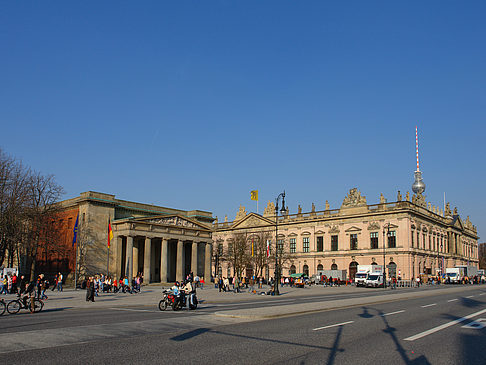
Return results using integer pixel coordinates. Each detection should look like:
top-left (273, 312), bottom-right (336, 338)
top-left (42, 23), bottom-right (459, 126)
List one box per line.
top-left (1, 2), bottom-right (485, 238)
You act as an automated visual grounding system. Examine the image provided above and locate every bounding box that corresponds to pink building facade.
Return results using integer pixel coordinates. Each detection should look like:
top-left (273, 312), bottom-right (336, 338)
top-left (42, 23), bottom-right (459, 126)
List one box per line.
top-left (212, 188), bottom-right (479, 281)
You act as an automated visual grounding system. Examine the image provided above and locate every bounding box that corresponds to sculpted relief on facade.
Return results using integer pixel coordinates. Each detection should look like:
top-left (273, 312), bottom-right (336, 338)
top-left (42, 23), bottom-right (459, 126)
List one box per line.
top-left (148, 216), bottom-right (200, 229)
top-left (341, 188), bottom-right (367, 208)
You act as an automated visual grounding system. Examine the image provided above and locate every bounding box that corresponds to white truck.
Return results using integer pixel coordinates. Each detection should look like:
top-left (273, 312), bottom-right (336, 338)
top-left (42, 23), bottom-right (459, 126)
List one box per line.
top-left (445, 267), bottom-right (465, 284)
top-left (355, 265), bottom-right (383, 287)
top-left (456, 265), bottom-right (478, 278)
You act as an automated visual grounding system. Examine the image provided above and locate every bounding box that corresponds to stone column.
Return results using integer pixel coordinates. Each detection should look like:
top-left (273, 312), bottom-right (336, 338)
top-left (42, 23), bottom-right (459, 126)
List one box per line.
top-left (115, 235), bottom-right (123, 279)
top-left (204, 242), bottom-right (212, 283)
top-left (144, 237), bottom-right (152, 283)
top-left (160, 238), bottom-right (168, 283)
top-left (191, 241), bottom-right (198, 276)
top-left (126, 236), bottom-right (134, 279)
top-left (133, 241), bottom-right (139, 276)
top-left (176, 240), bottom-right (184, 282)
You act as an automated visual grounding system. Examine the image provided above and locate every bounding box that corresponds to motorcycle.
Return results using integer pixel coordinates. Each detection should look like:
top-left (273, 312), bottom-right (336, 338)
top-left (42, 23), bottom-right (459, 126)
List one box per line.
top-left (159, 289), bottom-right (198, 311)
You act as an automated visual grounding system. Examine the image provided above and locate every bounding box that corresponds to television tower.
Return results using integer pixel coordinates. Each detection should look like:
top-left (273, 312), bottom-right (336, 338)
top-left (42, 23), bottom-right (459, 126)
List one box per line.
top-left (412, 126), bottom-right (426, 194)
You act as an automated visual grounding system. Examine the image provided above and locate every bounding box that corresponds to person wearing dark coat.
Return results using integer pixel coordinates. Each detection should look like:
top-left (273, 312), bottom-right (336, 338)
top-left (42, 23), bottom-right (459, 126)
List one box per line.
top-left (86, 277), bottom-right (95, 302)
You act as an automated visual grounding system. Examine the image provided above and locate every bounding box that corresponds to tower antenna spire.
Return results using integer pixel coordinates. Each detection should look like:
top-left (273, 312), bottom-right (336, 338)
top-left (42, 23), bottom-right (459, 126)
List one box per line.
top-left (412, 125), bottom-right (426, 195)
top-left (416, 126), bottom-right (420, 172)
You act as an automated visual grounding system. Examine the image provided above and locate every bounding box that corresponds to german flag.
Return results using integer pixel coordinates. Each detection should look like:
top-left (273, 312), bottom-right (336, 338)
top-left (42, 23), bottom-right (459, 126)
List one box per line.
top-left (108, 219), bottom-right (114, 248)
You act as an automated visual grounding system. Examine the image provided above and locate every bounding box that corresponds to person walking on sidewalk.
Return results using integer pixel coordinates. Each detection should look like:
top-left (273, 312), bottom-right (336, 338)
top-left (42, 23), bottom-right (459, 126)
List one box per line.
top-left (57, 272), bottom-right (63, 291)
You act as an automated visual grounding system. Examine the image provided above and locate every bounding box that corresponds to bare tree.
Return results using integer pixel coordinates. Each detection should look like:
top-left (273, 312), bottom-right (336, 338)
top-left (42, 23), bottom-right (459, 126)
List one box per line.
top-left (22, 171), bottom-right (64, 279)
top-left (248, 230), bottom-right (273, 278)
top-left (225, 232), bottom-right (251, 278)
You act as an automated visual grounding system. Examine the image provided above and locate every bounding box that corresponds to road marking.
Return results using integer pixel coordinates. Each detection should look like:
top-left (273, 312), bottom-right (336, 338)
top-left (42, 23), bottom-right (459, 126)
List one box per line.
top-left (462, 318), bottom-right (486, 330)
top-left (421, 303), bottom-right (437, 308)
top-left (313, 321), bottom-right (354, 331)
top-left (110, 308), bottom-right (153, 312)
top-left (447, 299), bottom-right (458, 302)
top-left (479, 293), bottom-right (486, 296)
top-left (381, 310), bottom-right (405, 317)
top-left (404, 307), bottom-right (486, 341)
top-left (466, 295), bottom-right (475, 298)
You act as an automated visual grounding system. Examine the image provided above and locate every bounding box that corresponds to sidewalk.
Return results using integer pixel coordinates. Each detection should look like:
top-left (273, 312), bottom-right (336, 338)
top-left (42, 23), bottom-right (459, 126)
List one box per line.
top-left (2, 283), bottom-right (482, 314)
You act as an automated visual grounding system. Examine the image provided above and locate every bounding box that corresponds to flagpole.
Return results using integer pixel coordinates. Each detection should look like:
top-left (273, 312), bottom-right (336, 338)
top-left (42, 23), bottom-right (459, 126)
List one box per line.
top-left (74, 241), bottom-right (78, 290)
top-left (107, 217), bottom-right (110, 278)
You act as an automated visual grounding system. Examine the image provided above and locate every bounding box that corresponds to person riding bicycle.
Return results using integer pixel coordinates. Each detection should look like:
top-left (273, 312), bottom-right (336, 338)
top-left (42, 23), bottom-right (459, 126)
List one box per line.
top-left (19, 281), bottom-right (35, 311)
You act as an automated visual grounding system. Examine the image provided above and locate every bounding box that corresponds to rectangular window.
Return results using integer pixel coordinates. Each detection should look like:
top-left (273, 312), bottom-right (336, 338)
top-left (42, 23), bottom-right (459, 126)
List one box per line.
top-left (331, 235), bottom-right (338, 251)
top-left (423, 233), bottom-right (426, 249)
top-left (218, 243), bottom-right (223, 256)
top-left (433, 236), bottom-right (436, 251)
top-left (277, 239), bottom-right (284, 254)
top-left (228, 243), bottom-right (233, 255)
top-left (411, 231), bottom-right (414, 248)
top-left (388, 231), bottom-right (397, 248)
top-left (370, 232), bottom-right (378, 249)
top-left (417, 232), bottom-right (420, 249)
top-left (303, 237), bottom-right (310, 253)
top-left (428, 236), bottom-right (431, 250)
top-left (317, 236), bottom-right (324, 252)
top-left (350, 234), bottom-right (358, 250)
top-left (290, 238), bottom-right (296, 253)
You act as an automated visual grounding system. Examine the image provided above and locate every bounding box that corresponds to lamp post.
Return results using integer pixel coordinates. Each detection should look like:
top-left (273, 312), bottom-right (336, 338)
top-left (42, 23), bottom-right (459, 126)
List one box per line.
top-left (382, 223), bottom-right (391, 289)
top-left (274, 191), bottom-right (287, 296)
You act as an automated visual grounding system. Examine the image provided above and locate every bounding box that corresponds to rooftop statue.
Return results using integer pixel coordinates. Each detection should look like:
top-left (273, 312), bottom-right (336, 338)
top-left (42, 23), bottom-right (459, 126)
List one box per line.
top-left (341, 188), bottom-right (367, 208)
top-left (235, 205), bottom-right (247, 221)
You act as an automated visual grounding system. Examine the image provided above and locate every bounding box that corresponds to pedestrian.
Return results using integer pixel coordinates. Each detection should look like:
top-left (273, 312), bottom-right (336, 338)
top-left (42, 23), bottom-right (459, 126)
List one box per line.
top-left (57, 272), bottom-right (63, 291)
top-left (36, 274), bottom-right (43, 298)
top-left (41, 278), bottom-right (49, 299)
top-left (86, 277), bottom-right (95, 302)
top-left (52, 274), bottom-right (58, 291)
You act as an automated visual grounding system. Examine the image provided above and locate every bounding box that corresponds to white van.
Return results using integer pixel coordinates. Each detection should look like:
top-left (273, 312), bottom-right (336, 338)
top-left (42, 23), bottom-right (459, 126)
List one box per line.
top-left (365, 273), bottom-right (384, 288)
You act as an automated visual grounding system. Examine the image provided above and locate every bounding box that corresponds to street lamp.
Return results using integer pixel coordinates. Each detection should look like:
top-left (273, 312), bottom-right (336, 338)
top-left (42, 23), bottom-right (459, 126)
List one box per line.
top-left (382, 223), bottom-right (391, 289)
top-left (274, 191), bottom-right (287, 295)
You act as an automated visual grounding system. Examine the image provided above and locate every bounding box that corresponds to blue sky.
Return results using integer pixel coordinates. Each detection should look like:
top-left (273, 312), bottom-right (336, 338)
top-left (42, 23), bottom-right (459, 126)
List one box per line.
top-left (1, 2), bottom-right (485, 238)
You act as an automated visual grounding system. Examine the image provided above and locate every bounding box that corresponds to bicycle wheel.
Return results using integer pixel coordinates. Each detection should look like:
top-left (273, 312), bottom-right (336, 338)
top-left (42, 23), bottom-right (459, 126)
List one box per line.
top-left (7, 300), bottom-right (21, 314)
top-left (0, 301), bottom-right (5, 316)
top-left (32, 299), bottom-right (44, 313)
top-left (158, 299), bottom-right (168, 311)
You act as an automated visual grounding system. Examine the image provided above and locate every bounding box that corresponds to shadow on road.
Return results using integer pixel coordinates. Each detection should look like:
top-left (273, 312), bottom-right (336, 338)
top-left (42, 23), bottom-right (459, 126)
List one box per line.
top-left (376, 308), bottom-right (431, 365)
top-left (171, 328), bottom-right (210, 341)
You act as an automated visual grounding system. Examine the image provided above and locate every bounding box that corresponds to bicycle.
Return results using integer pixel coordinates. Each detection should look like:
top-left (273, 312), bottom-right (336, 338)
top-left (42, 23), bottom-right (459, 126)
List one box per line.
top-left (0, 299), bottom-right (5, 316)
top-left (7, 296), bottom-right (44, 314)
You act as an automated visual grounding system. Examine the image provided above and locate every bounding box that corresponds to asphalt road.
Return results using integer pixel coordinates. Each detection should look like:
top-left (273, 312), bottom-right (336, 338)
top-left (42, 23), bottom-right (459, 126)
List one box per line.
top-left (1, 286), bottom-right (485, 364)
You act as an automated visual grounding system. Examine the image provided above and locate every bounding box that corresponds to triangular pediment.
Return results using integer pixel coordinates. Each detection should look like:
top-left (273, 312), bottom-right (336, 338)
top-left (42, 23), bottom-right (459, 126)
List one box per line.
top-left (135, 215), bottom-right (210, 231)
top-left (345, 226), bottom-right (362, 232)
top-left (452, 216), bottom-right (464, 230)
top-left (231, 213), bottom-right (274, 229)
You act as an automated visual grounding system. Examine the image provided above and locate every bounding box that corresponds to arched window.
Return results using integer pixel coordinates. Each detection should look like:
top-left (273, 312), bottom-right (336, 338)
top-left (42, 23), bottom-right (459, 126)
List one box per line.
top-left (317, 264), bottom-right (323, 272)
top-left (331, 263), bottom-right (338, 270)
top-left (303, 264), bottom-right (309, 276)
top-left (289, 265), bottom-right (296, 275)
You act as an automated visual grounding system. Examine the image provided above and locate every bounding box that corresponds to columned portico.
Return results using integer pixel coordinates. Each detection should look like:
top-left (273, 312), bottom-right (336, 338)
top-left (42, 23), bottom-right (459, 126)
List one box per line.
top-left (144, 237), bottom-right (152, 282)
top-left (176, 239), bottom-right (184, 281)
top-left (126, 236), bottom-right (134, 280)
top-left (112, 215), bottom-right (213, 283)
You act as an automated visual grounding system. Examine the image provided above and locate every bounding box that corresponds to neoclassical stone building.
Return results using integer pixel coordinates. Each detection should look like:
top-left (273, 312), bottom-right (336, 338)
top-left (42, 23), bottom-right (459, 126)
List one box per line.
top-left (56, 191), bottom-right (214, 282)
top-left (212, 188), bottom-right (479, 281)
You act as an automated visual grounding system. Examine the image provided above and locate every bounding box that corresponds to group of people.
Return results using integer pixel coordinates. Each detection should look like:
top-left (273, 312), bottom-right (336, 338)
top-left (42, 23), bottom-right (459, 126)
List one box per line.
top-left (84, 273), bottom-right (144, 302)
top-left (1, 272), bottom-right (63, 297)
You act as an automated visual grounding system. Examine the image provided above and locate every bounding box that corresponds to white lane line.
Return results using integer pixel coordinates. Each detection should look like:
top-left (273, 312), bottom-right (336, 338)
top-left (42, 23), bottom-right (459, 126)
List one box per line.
top-left (313, 321), bottom-right (354, 331)
top-left (110, 308), bottom-right (153, 312)
top-left (421, 303), bottom-right (437, 308)
top-left (447, 299), bottom-right (459, 302)
top-left (479, 293), bottom-right (486, 296)
top-left (466, 295), bottom-right (475, 298)
top-left (381, 310), bottom-right (405, 317)
top-left (404, 307), bottom-right (486, 341)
